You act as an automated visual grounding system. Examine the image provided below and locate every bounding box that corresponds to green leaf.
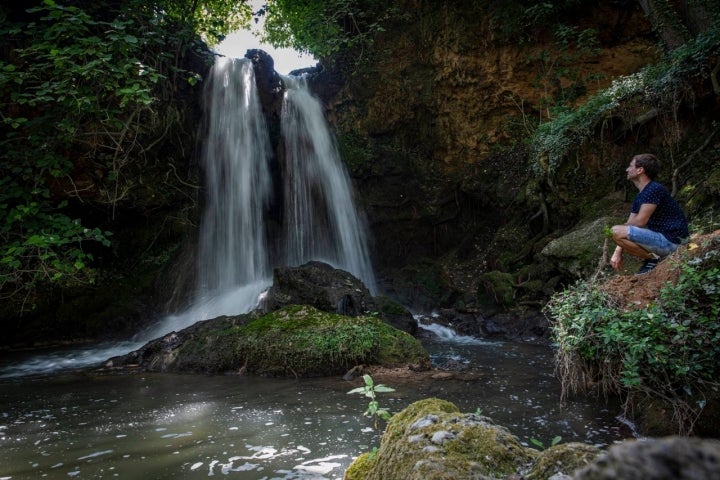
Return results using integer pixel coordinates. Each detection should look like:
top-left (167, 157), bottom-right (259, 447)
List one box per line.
top-left (373, 385), bottom-right (395, 393)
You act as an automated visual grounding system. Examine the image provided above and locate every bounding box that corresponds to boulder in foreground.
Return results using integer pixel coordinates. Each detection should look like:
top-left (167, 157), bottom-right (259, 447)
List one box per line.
top-left (345, 398), bottom-right (720, 479)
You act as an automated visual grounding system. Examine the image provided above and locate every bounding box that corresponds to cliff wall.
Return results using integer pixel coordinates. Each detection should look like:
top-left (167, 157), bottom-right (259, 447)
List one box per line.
top-left (317, 0), bottom-right (719, 312)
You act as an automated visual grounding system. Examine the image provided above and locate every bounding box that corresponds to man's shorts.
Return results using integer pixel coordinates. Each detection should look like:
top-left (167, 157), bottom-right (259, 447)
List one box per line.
top-left (628, 226), bottom-right (680, 257)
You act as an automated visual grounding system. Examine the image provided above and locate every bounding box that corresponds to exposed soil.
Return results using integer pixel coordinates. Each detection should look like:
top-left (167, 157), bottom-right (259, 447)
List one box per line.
top-left (601, 230), bottom-right (720, 310)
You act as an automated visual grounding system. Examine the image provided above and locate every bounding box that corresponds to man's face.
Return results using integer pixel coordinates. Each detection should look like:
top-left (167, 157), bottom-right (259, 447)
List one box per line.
top-left (626, 159), bottom-right (642, 180)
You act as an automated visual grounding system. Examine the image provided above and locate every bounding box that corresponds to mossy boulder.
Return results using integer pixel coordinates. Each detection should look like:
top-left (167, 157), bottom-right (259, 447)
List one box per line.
top-left (540, 216), bottom-right (622, 278)
top-left (107, 305), bottom-right (429, 376)
top-left (478, 270), bottom-right (516, 307)
top-left (344, 398), bottom-right (609, 480)
top-left (525, 442), bottom-right (600, 479)
top-left (345, 398), bottom-right (539, 479)
top-left (345, 399), bottom-right (720, 479)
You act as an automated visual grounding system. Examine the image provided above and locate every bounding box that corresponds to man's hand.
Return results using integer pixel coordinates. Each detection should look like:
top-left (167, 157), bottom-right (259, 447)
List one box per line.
top-left (611, 248), bottom-right (623, 271)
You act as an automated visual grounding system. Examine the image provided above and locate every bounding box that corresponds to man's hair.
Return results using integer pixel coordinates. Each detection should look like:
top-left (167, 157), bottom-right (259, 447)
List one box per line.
top-left (633, 153), bottom-right (660, 180)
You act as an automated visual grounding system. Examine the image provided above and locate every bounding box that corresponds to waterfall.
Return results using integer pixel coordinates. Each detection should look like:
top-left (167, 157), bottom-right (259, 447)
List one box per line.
top-left (143, 57), bottom-right (275, 339)
top-left (281, 76), bottom-right (376, 293)
top-left (0, 57), bottom-right (377, 378)
top-left (198, 57), bottom-right (273, 294)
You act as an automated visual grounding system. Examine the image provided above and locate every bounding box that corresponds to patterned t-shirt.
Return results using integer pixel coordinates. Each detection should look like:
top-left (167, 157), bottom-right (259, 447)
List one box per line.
top-left (631, 181), bottom-right (689, 244)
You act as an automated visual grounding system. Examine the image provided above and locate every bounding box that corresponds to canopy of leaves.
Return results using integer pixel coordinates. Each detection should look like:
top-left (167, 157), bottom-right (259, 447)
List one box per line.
top-left (259, 0), bottom-right (393, 59)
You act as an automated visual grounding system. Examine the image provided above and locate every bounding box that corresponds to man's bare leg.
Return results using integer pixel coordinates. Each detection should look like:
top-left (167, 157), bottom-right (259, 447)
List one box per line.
top-left (611, 225), bottom-right (656, 260)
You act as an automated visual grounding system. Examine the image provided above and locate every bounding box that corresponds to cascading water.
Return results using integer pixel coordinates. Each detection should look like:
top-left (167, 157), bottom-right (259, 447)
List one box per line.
top-left (141, 57), bottom-right (275, 340)
top-left (198, 57), bottom-right (273, 294)
top-left (280, 76), bottom-right (376, 293)
top-left (0, 57), bottom-right (376, 377)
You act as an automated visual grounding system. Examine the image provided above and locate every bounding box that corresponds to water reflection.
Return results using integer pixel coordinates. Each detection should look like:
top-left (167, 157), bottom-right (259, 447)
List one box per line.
top-left (0, 339), bottom-right (628, 479)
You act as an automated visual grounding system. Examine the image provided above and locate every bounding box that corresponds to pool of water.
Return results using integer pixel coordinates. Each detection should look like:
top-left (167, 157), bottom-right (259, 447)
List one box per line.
top-left (0, 337), bottom-right (630, 479)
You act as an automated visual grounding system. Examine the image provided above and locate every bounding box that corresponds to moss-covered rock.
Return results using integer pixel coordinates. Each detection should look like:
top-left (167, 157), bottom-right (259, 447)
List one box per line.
top-left (478, 270), bottom-right (516, 307)
top-left (107, 305), bottom-right (429, 376)
top-left (525, 442), bottom-right (600, 479)
top-left (346, 399), bottom-right (720, 480)
top-left (540, 216), bottom-right (623, 278)
top-left (345, 398), bottom-right (538, 479)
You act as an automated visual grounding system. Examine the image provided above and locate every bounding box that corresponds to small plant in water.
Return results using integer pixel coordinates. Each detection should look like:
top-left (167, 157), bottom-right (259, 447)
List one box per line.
top-left (530, 435), bottom-right (562, 450)
top-left (348, 374), bottom-right (395, 429)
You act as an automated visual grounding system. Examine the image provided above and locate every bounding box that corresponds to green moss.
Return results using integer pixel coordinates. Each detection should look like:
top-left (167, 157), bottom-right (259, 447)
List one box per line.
top-left (478, 271), bottom-right (515, 306)
top-left (344, 451), bottom-right (376, 480)
top-left (525, 442), bottom-right (599, 479)
top-left (375, 295), bottom-right (410, 316)
top-left (349, 398), bottom-right (539, 479)
top-left (173, 321), bottom-right (247, 372)
top-left (375, 328), bottom-right (426, 366)
top-left (233, 305), bottom-right (428, 376)
top-left (386, 398), bottom-right (460, 434)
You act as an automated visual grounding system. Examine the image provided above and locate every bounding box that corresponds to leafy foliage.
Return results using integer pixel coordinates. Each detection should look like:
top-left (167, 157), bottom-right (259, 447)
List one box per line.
top-left (531, 27), bottom-right (720, 178)
top-left (259, 0), bottom-right (394, 59)
top-left (529, 435), bottom-right (562, 451)
top-left (0, 0), bottom-right (243, 306)
top-left (138, 0), bottom-right (251, 47)
top-left (546, 235), bottom-right (720, 434)
top-left (348, 373), bottom-right (396, 429)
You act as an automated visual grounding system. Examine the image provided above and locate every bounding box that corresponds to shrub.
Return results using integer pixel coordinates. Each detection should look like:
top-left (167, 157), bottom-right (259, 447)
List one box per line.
top-left (546, 235), bottom-right (720, 434)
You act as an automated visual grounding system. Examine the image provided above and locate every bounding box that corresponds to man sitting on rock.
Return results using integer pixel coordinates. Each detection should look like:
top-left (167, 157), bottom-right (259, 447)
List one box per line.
top-left (610, 153), bottom-right (689, 275)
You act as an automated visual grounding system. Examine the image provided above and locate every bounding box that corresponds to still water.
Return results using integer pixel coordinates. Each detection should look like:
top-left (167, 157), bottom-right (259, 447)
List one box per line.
top-left (0, 337), bottom-right (629, 479)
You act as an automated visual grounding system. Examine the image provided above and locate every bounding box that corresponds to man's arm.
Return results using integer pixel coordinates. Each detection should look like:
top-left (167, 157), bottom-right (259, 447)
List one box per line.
top-left (628, 203), bottom-right (656, 227)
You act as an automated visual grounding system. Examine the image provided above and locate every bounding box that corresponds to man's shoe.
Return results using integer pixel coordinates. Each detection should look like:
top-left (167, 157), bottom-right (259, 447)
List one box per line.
top-left (636, 258), bottom-right (659, 275)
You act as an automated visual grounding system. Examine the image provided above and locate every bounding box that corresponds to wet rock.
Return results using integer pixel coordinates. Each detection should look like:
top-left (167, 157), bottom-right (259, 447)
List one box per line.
top-left (345, 399), bottom-right (720, 480)
top-left (481, 318), bottom-right (507, 336)
top-left (245, 48), bottom-right (284, 119)
top-left (262, 261), bottom-right (376, 316)
top-left (261, 261), bottom-right (417, 334)
top-left (525, 442), bottom-right (600, 479)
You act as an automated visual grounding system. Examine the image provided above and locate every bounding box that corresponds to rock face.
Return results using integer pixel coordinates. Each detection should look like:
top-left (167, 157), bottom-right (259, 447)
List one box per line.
top-left (262, 261), bottom-right (376, 316)
top-left (315, 1), bottom-right (664, 312)
top-left (540, 216), bottom-right (624, 278)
